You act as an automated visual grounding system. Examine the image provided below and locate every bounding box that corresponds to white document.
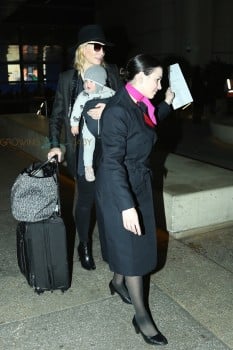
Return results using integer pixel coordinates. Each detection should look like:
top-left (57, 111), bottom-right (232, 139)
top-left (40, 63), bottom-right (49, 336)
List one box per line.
top-left (169, 63), bottom-right (193, 110)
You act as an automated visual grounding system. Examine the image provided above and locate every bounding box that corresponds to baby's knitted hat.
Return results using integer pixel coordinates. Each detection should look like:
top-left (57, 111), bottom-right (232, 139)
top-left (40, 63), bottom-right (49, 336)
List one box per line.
top-left (84, 65), bottom-right (107, 87)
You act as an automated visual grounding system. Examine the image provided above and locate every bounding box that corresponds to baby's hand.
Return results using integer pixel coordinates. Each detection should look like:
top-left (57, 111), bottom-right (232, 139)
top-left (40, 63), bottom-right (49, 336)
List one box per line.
top-left (71, 126), bottom-right (79, 136)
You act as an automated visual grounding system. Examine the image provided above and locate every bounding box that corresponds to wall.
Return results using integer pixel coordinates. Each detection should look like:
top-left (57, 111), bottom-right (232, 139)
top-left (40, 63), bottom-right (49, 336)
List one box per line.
top-left (96, 0), bottom-right (233, 66)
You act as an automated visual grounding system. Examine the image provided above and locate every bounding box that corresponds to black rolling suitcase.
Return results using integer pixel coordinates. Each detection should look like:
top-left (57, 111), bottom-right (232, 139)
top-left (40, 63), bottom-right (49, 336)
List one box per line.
top-left (16, 217), bottom-right (70, 294)
top-left (12, 157), bottom-right (70, 294)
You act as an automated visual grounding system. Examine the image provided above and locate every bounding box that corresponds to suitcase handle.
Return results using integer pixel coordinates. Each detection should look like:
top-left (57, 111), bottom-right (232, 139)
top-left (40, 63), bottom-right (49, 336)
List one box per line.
top-left (30, 155), bottom-right (58, 177)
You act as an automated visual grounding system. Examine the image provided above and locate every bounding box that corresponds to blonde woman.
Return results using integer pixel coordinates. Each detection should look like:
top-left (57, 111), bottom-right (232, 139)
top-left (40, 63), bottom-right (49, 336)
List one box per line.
top-left (48, 24), bottom-right (122, 270)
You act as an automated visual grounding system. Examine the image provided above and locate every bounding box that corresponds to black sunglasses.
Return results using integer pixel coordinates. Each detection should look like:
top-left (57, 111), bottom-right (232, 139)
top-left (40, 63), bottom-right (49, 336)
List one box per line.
top-left (88, 42), bottom-right (105, 52)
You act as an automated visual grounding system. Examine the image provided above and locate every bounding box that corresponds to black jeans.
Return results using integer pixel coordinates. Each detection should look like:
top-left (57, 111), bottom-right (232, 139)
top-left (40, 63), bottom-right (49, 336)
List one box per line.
top-left (74, 175), bottom-right (96, 242)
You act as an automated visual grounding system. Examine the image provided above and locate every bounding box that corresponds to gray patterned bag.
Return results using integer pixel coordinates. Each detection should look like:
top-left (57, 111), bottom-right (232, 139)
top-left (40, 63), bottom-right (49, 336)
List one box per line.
top-left (11, 157), bottom-right (58, 222)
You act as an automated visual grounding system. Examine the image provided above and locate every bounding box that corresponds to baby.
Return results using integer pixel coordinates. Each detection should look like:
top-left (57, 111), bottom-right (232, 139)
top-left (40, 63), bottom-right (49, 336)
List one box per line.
top-left (70, 65), bottom-right (115, 181)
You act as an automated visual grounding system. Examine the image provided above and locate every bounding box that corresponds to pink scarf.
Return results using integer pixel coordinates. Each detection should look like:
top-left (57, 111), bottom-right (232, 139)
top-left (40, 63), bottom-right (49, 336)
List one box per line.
top-left (125, 82), bottom-right (157, 125)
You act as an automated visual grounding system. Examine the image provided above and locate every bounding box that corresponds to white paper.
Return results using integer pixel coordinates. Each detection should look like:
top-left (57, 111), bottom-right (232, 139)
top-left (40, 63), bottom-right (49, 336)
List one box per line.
top-left (169, 63), bottom-right (193, 110)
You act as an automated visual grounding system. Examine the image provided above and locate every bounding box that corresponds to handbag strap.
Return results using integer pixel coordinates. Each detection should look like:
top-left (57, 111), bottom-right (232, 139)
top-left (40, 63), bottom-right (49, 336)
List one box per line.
top-left (54, 159), bottom-right (62, 216)
top-left (29, 156), bottom-right (57, 177)
top-left (29, 156), bottom-right (62, 216)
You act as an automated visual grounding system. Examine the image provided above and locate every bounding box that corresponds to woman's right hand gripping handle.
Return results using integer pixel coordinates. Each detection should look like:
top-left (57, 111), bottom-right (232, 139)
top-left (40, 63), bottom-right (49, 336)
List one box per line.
top-left (48, 147), bottom-right (63, 162)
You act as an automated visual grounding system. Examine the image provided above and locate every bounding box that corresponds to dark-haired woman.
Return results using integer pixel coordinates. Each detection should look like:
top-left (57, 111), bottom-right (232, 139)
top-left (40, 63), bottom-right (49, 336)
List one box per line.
top-left (96, 54), bottom-right (174, 346)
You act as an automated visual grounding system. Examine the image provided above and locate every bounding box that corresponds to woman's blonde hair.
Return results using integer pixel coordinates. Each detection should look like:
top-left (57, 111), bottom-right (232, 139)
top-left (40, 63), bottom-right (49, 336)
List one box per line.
top-left (73, 43), bottom-right (106, 74)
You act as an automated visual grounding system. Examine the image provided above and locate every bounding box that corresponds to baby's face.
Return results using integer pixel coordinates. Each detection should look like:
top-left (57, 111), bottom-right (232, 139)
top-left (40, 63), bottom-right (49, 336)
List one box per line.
top-left (84, 80), bottom-right (97, 93)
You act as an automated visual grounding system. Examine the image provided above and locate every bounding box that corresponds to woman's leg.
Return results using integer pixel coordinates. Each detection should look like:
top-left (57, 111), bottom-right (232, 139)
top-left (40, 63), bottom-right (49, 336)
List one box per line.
top-left (110, 273), bottom-right (131, 301)
top-left (125, 275), bottom-right (158, 336)
top-left (74, 176), bottom-right (96, 270)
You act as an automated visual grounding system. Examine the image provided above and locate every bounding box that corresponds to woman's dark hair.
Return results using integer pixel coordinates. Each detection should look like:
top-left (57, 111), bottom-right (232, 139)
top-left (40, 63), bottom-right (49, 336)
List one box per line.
top-left (124, 54), bottom-right (162, 81)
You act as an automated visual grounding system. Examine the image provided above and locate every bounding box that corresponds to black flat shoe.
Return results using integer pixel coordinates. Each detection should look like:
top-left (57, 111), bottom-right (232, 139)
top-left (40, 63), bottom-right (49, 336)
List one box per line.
top-left (109, 281), bottom-right (132, 304)
top-left (132, 316), bottom-right (168, 346)
top-left (78, 242), bottom-right (96, 270)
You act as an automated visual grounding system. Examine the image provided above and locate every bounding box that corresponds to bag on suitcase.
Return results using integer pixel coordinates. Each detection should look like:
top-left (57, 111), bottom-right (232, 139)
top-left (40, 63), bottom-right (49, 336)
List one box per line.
top-left (11, 157), bottom-right (58, 222)
top-left (14, 157), bottom-right (70, 294)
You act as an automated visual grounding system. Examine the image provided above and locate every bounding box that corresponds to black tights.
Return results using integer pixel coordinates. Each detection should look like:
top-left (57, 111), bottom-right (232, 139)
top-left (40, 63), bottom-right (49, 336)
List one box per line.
top-left (74, 176), bottom-right (95, 242)
top-left (112, 273), bottom-right (158, 337)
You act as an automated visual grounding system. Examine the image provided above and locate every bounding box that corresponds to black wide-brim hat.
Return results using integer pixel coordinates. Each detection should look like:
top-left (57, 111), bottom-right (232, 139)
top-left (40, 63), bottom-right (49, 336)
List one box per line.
top-left (75, 24), bottom-right (114, 48)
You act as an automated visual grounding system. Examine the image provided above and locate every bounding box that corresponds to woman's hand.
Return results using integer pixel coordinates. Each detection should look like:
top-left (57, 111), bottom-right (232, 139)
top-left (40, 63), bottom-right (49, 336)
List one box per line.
top-left (47, 147), bottom-right (63, 162)
top-left (87, 103), bottom-right (106, 120)
top-left (122, 208), bottom-right (142, 235)
top-left (164, 87), bottom-right (175, 105)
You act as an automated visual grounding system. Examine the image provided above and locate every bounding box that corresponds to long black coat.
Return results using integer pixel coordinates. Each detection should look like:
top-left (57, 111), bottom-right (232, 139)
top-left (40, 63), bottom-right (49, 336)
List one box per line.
top-left (95, 87), bottom-right (171, 276)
